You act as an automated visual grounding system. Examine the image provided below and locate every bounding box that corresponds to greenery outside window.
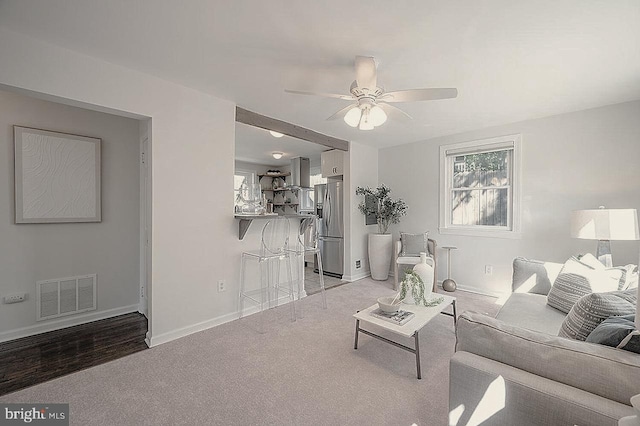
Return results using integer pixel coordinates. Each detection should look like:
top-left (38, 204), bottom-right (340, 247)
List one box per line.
top-left (439, 135), bottom-right (522, 238)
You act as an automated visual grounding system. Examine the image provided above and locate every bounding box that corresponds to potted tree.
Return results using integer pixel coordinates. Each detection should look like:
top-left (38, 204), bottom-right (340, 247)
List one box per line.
top-left (356, 184), bottom-right (408, 280)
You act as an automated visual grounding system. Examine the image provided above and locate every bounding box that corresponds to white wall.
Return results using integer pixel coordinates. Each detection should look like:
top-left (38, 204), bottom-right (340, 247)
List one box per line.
top-left (380, 101), bottom-right (640, 296)
top-left (0, 89), bottom-right (140, 340)
top-left (0, 27), bottom-right (238, 345)
top-left (344, 142), bottom-right (379, 281)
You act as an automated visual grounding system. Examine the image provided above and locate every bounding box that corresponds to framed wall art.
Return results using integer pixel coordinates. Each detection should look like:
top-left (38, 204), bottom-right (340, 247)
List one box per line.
top-left (14, 126), bottom-right (101, 223)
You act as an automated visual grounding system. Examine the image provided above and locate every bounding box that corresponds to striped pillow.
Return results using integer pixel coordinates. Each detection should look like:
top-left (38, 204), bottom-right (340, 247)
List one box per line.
top-left (547, 254), bottom-right (623, 314)
top-left (559, 290), bottom-right (637, 341)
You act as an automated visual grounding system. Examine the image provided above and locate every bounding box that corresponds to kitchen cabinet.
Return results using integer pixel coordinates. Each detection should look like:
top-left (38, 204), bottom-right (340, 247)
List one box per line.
top-left (321, 150), bottom-right (344, 177)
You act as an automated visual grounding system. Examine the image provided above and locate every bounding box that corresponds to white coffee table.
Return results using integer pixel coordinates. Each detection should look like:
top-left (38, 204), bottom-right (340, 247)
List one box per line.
top-left (353, 294), bottom-right (457, 379)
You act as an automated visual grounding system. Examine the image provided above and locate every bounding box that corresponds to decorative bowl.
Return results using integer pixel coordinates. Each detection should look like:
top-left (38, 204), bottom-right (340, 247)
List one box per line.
top-left (377, 296), bottom-right (401, 313)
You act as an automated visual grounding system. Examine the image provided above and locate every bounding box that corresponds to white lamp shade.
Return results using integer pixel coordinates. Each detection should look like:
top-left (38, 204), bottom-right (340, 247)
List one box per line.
top-left (269, 131), bottom-right (284, 138)
top-left (369, 105), bottom-right (387, 126)
top-left (571, 209), bottom-right (639, 241)
top-left (344, 107), bottom-right (362, 127)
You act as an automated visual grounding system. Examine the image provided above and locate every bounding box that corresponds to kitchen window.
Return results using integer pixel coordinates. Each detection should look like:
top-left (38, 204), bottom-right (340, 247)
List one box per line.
top-left (439, 134), bottom-right (522, 238)
top-left (234, 169), bottom-right (256, 210)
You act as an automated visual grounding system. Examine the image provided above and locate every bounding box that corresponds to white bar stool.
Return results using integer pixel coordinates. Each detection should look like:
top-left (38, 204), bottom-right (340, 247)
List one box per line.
top-left (290, 217), bottom-right (327, 317)
top-left (238, 216), bottom-right (296, 332)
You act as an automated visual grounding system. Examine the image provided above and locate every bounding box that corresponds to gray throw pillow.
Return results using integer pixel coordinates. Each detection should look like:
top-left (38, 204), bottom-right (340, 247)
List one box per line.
top-left (400, 232), bottom-right (429, 257)
top-left (558, 290), bottom-right (637, 341)
top-left (586, 314), bottom-right (640, 354)
top-left (547, 255), bottom-right (623, 314)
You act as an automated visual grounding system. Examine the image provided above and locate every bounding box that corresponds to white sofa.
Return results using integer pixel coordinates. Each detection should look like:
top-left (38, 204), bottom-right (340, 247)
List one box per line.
top-left (449, 258), bottom-right (639, 426)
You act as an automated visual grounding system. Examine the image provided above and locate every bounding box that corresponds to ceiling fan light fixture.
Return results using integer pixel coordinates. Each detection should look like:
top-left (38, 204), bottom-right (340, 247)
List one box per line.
top-left (287, 55), bottom-right (458, 131)
top-left (269, 130), bottom-right (284, 138)
top-left (369, 105), bottom-right (387, 127)
top-left (272, 152), bottom-right (283, 160)
top-left (358, 109), bottom-right (374, 130)
top-left (344, 106), bottom-right (362, 127)
top-left (359, 120), bottom-right (374, 131)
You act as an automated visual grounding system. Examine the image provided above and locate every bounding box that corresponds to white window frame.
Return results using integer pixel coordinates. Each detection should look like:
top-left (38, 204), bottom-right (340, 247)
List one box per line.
top-left (439, 134), bottom-right (522, 239)
top-left (234, 168), bottom-right (256, 209)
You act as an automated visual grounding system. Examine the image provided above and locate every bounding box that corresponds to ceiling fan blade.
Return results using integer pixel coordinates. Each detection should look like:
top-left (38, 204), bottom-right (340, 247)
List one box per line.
top-left (378, 102), bottom-right (413, 122)
top-left (285, 89), bottom-right (354, 100)
top-left (381, 88), bottom-right (458, 103)
top-left (326, 104), bottom-right (358, 121)
top-left (355, 56), bottom-right (377, 90)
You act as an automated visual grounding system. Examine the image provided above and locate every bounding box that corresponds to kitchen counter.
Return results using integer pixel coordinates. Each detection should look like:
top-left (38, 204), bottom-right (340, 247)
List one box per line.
top-left (234, 213), bottom-right (316, 240)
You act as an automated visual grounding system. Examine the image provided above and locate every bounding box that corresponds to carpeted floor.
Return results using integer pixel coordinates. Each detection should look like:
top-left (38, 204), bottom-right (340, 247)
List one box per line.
top-left (304, 267), bottom-right (348, 295)
top-left (0, 277), bottom-right (500, 426)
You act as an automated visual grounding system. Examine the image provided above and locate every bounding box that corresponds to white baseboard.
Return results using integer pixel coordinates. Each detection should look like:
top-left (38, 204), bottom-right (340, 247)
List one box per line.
top-left (0, 304), bottom-right (140, 343)
top-left (147, 311), bottom-right (239, 347)
top-left (147, 295), bottom-right (296, 347)
top-left (138, 303), bottom-right (147, 316)
top-left (436, 281), bottom-right (504, 298)
top-left (343, 270), bottom-right (370, 282)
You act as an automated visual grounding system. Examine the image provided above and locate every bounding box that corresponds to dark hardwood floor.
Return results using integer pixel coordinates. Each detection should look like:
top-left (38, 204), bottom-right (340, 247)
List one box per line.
top-left (0, 312), bottom-right (148, 396)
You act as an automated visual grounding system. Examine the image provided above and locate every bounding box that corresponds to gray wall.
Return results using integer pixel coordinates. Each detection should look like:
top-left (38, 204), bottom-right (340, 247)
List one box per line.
top-left (379, 101), bottom-right (640, 295)
top-left (0, 89), bottom-right (141, 338)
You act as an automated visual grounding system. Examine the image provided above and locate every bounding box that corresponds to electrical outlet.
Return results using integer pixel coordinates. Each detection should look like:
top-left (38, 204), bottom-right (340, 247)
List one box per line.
top-left (484, 265), bottom-right (493, 275)
top-left (217, 280), bottom-right (226, 292)
top-left (3, 293), bottom-right (26, 304)
top-left (355, 260), bottom-right (361, 269)
top-left (140, 286), bottom-right (144, 298)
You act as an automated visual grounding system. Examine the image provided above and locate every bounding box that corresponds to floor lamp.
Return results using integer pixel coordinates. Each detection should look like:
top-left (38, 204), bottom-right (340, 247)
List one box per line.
top-left (570, 207), bottom-right (639, 268)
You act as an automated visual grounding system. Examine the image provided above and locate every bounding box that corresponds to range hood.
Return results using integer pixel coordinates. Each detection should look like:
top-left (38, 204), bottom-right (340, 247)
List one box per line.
top-left (290, 157), bottom-right (310, 188)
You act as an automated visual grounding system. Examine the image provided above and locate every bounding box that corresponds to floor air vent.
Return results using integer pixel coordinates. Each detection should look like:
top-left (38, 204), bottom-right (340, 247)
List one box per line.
top-left (36, 274), bottom-right (96, 321)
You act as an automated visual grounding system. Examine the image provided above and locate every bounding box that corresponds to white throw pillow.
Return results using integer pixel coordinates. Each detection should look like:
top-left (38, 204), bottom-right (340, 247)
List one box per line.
top-left (617, 264), bottom-right (638, 290)
top-left (580, 254), bottom-right (635, 290)
top-left (547, 254), bottom-right (623, 314)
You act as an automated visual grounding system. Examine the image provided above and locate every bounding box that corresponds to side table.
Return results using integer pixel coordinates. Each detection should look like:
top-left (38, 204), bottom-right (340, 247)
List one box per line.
top-left (442, 246), bottom-right (458, 292)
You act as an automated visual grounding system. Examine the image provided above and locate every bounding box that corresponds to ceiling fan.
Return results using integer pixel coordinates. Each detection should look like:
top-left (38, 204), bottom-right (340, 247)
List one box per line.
top-left (285, 56), bottom-right (458, 130)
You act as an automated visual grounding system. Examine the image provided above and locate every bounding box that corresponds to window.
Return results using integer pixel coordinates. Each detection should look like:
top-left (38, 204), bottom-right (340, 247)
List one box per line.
top-left (234, 169), bottom-right (256, 211)
top-left (439, 134), bottom-right (521, 238)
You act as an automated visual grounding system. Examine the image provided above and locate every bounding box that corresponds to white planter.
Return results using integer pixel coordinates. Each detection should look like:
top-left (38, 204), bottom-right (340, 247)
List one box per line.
top-left (368, 233), bottom-right (393, 280)
top-left (403, 289), bottom-right (417, 305)
top-left (413, 252), bottom-right (434, 300)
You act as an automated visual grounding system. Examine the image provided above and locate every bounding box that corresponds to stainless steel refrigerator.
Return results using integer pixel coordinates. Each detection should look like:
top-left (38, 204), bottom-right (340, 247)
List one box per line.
top-left (314, 182), bottom-right (344, 278)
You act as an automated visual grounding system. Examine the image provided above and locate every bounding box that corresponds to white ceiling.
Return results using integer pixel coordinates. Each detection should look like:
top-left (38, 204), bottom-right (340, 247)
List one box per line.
top-left (1, 0), bottom-right (639, 150)
top-left (235, 123), bottom-right (326, 167)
